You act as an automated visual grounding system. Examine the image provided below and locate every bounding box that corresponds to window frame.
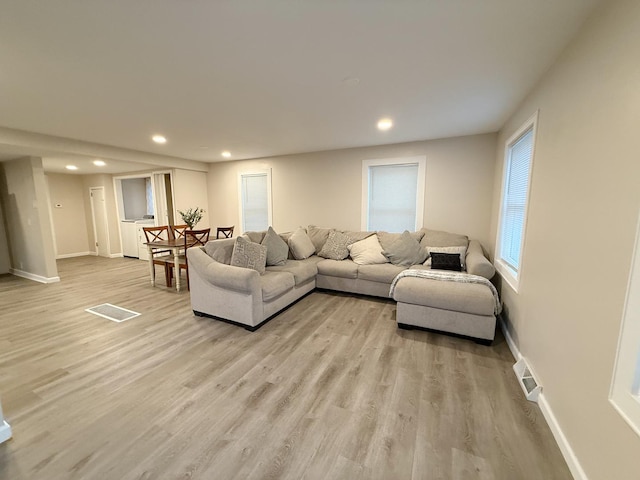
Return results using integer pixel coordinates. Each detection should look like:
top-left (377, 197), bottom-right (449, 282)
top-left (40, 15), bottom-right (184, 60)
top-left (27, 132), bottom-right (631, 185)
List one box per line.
top-left (237, 169), bottom-right (273, 233)
top-left (610, 207), bottom-right (640, 438)
top-left (361, 156), bottom-right (426, 232)
top-left (494, 111), bottom-right (538, 292)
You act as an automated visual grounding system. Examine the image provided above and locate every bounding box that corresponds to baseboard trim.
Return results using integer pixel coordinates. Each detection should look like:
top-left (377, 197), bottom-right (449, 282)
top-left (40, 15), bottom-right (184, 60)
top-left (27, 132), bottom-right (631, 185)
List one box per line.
top-left (109, 253), bottom-right (123, 258)
top-left (499, 313), bottom-right (521, 361)
top-left (538, 394), bottom-right (588, 480)
top-left (498, 315), bottom-right (588, 480)
top-left (0, 421), bottom-right (12, 444)
top-left (56, 251), bottom-right (92, 259)
top-left (10, 268), bottom-right (60, 284)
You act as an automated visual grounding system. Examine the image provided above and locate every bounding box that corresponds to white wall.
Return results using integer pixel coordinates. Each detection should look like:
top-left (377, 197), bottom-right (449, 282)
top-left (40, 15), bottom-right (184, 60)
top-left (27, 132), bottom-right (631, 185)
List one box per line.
top-left (207, 133), bottom-right (497, 248)
top-left (173, 169), bottom-right (210, 229)
top-left (0, 157), bottom-right (58, 280)
top-left (489, 0), bottom-right (640, 478)
top-left (46, 173), bottom-right (91, 257)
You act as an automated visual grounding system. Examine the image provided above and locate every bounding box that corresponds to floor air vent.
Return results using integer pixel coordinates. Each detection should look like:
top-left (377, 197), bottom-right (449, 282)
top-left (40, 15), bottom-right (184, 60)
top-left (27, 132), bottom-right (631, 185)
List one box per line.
top-left (513, 358), bottom-right (542, 402)
top-left (85, 303), bottom-right (140, 323)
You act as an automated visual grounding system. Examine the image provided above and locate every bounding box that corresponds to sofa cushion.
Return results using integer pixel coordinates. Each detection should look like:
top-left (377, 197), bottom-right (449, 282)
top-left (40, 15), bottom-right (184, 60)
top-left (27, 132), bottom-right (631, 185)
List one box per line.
top-left (260, 271), bottom-right (295, 301)
top-left (307, 225), bottom-right (332, 254)
top-left (383, 230), bottom-right (428, 266)
top-left (288, 227), bottom-right (316, 260)
top-left (420, 228), bottom-right (469, 248)
top-left (377, 230), bottom-right (425, 251)
top-left (424, 245), bottom-right (468, 269)
top-left (343, 230), bottom-right (375, 243)
top-left (317, 259), bottom-right (359, 279)
top-left (231, 236), bottom-right (267, 274)
top-left (318, 230), bottom-right (351, 260)
top-left (357, 263), bottom-right (406, 284)
top-left (266, 258), bottom-right (319, 285)
top-left (348, 234), bottom-right (388, 265)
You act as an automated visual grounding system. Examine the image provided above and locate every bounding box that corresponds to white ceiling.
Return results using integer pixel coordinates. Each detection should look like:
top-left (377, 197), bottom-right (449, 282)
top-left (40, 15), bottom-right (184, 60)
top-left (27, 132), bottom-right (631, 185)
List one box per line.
top-left (0, 0), bottom-right (601, 166)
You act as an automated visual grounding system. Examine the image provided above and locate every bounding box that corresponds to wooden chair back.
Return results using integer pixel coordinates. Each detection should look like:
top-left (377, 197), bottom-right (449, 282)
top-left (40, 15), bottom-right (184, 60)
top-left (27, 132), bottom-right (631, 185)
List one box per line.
top-left (170, 224), bottom-right (188, 240)
top-left (185, 228), bottom-right (211, 249)
top-left (143, 225), bottom-right (171, 243)
top-left (216, 226), bottom-right (234, 239)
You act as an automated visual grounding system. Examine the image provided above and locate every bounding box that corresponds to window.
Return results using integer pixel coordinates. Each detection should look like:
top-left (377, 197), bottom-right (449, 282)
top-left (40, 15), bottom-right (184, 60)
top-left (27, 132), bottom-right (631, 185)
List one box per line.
top-left (362, 156), bottom-right (426, 232)
top-left (610, 208), bottom-right (640, 438)
top-left (238, 170), bottom-right (272, 233)
top-left (495, 112), bottom-right (538, 291)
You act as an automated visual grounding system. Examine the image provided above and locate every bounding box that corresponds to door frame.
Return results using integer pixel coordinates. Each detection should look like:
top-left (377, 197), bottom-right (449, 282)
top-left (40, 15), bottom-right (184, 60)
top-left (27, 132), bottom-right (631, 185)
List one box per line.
top-left (89, 186), bottom-right (111, 257)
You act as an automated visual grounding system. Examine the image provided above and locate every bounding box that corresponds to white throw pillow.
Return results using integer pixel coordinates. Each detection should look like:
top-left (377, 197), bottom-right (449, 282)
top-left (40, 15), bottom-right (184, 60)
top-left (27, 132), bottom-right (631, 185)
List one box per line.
top-left (288, 227), bottom-right (316, 260)
top-left (348, 234), bottom-right (389, 265)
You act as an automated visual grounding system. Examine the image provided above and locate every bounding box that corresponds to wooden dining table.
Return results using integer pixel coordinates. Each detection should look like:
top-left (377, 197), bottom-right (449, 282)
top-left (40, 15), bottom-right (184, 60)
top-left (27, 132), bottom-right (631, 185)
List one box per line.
top-left (144, 238), bottom-right (185, 292)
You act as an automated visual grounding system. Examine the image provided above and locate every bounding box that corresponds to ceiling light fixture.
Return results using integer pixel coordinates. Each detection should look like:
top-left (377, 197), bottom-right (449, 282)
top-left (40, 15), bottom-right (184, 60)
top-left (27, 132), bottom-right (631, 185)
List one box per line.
top-left (377, 118), bottom-right (393, 131)
top-left (221, 151), bottom-right (231, 158)
top-left (65, 165), bottom-right (78, 171)
top-left (152, 134), bottom-right (167, 144)
top-left (93, 159), bottom-right (106, 167)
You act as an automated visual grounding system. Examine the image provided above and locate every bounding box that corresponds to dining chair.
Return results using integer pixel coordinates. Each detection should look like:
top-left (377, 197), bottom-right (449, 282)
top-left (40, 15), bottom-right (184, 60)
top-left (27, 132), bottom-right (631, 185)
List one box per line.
top-left (216, 226), bottom-right (234, 239)
top-left (142, 226), bottom-right (174, 287)
top-left (177, 228), bottom-right (211, 290)
top-left (170, 224), bottom-right (188, 240)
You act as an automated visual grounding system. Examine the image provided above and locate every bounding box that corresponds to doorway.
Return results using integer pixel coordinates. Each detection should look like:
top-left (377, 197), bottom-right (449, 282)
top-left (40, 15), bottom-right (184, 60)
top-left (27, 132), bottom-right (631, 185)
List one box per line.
top-left (90, 186), bottom-right (110, 257)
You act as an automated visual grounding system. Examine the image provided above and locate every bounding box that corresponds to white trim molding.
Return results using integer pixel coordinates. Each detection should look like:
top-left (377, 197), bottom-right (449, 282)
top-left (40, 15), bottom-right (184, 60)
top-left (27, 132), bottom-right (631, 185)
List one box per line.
top-left (499, 316), bottom-right (588, 480)
top-left (56, 251), bottom-right (93, 259)
top-left (10, 268), bottom-right (60, 284)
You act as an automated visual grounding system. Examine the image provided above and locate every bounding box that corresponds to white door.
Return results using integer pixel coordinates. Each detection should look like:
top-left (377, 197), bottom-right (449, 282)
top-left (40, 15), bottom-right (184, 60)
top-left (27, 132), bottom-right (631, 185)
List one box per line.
top-left (90, 187), bottom-right (110, 257)
top-left (152, 173), bottom-right (169, 225)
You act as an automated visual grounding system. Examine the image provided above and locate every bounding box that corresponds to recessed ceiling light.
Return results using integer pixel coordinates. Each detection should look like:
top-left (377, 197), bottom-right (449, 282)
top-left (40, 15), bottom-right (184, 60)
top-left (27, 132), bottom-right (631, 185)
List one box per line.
top-left (152, 134), bottom-right (167, 144)
top-left (93, 159), bottom-right (106, 167)
top-left (65, 165), bottom-right (78, 171)
top-left (377, 118), bottom-right (393, 131)
top-left (221, 151), bottom-right (231, 158)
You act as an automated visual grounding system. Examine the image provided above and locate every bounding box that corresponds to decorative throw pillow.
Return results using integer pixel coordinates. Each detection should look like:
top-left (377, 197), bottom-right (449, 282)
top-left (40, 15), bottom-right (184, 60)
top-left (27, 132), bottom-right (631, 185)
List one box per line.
top-left (424, 245), bottom-right (468, 269)
top-left (205, 241), bottom-right (234, 265)
top-left (430, 252), bottom-right (462, 271)
top-left (231, 236), bottom-right (267, 274)
top-left (261, 226), bottom-right (289, 266)
top-left (288, 227), bottom-right (316, 260)
top-left (377, 230), bottom-right (425, 251)
top-left (245, 230), bottom-right (267, 244)
top-left (383, 230), bottom-right (428, 266)
top-left (307, 225), bottom-right (332, 253)
top-left (318, 230), bottom-right (351, 260)
top-left (348, 234), bottom-right (388, 265)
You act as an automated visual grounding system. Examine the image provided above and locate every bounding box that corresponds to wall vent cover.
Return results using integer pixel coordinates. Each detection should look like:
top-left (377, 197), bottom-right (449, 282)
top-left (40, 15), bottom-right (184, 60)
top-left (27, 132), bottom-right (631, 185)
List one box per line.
top-left (513, 358), bottom-right (542, 402)
top-left (85, 303), bottom-right (140, 323)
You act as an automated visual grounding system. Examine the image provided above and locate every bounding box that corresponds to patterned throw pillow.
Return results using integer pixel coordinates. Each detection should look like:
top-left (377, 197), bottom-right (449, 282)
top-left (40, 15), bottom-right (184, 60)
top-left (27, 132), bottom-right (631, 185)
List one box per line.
top-left (261, 226), bottom-right (289, 266)
top-left (318, 230), bottom-right (351, 260)
top-left (424, 245), bottom-right (468, 269)
top-left (430, 252), bottom-right (462, 271)
top-left (231, 236), bottom-right (267, 274)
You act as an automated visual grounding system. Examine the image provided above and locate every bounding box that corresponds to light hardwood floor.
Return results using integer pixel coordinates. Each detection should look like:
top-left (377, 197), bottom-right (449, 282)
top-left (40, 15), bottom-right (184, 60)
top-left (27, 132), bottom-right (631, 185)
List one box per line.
top-left (0, 256), bottom-right (572, 480)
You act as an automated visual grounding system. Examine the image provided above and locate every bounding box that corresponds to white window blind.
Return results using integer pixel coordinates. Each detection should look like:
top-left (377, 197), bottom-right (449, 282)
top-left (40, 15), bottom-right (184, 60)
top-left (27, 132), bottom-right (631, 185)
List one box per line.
top-left (499, 128), bottom-right (534, 272)
top-left (367, 163), bottom-right (419, 232)
top-left (240, 172), bottom-right (269, 232)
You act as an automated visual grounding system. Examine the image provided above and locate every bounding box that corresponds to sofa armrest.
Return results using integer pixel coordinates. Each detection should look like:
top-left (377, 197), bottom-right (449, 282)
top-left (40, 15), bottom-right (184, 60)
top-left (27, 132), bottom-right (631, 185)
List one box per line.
top-left (188, 247), bottom-right (260, 294)
top-left (466, 240), bottom-right (495, 279)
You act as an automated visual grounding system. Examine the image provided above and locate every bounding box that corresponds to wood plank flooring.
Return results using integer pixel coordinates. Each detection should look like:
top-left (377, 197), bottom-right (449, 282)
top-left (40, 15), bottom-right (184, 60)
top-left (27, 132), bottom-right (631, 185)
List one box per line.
top-left (0, 256), bottom-right (572, 479)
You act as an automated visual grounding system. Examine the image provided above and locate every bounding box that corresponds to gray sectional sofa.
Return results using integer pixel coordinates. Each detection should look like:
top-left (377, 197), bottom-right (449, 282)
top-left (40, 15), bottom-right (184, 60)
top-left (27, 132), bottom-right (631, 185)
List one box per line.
top-left (187, 227), bottom-right (500, 343)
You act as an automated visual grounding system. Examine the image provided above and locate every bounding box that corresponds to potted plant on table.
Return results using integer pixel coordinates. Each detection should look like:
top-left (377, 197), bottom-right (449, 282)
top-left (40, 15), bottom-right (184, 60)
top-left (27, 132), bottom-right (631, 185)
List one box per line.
top-left (178, 207), bottom-right (205, 229)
